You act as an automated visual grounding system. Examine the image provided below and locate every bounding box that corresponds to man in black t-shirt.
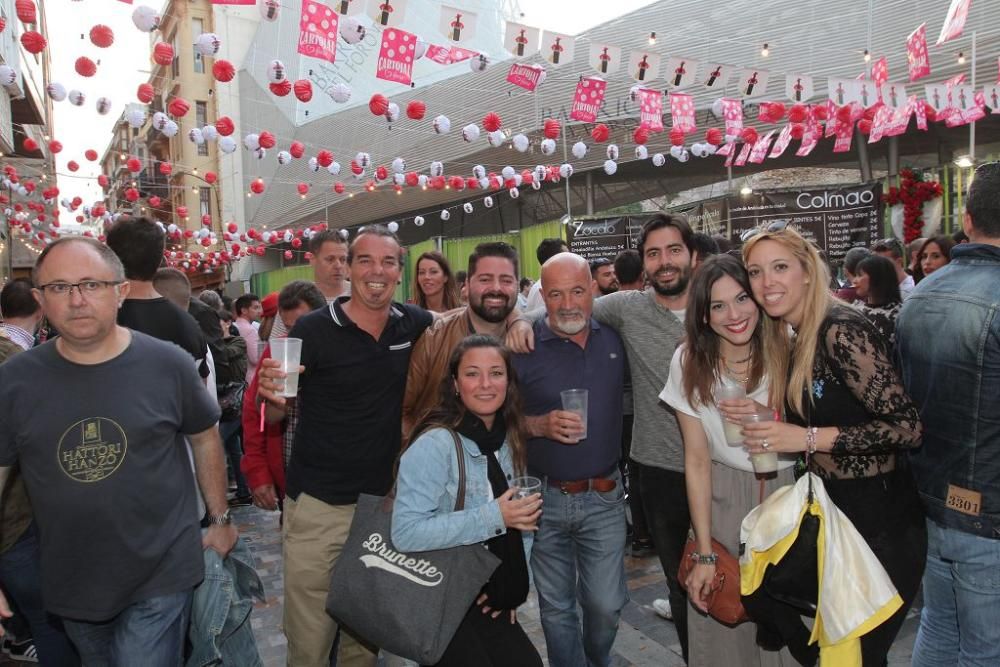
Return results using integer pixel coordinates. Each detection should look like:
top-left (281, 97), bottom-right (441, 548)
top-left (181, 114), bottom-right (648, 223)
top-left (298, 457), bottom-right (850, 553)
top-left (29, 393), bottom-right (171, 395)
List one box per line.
top-left (106, 217), bottom-right (209, 377)
top-left (258, 226), bottom-right (433, 667)
top-left (0, 237), bottom-right (236, 666)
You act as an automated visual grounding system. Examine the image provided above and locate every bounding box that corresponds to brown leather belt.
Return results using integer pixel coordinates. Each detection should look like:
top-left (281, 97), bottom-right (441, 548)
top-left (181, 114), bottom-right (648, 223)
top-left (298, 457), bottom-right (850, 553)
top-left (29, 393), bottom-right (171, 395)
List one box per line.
top-left (547, 477), bottom-right (617, 494)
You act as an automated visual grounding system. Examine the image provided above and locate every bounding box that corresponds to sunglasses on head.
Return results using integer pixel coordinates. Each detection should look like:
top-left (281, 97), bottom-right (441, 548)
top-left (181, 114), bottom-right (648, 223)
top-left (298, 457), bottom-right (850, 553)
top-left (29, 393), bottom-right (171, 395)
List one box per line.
top-left (739, 219), bottom-right (794, 243)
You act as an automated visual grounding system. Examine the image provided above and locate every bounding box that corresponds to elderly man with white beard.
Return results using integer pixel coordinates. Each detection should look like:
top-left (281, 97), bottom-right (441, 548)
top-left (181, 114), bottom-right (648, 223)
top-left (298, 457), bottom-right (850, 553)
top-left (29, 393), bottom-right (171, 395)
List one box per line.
top-left (512, 252), bottom-right (626, 667)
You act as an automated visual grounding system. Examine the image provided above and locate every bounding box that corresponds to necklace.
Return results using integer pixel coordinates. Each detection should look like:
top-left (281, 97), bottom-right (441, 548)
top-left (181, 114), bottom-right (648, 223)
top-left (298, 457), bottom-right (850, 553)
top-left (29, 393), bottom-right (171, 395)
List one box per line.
top-left (721, 352), bottom-right (751, 383)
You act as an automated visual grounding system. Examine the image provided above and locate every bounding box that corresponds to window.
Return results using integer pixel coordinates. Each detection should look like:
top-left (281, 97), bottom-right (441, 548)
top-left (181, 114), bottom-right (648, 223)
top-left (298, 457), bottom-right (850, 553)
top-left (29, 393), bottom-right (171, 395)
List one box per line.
top-left (170, 33), bottom-right (180, 78)
top-left (200, 187), bottom-right (212, 219)
top-left (192, 18), bottom-right (205, 74)
top-left (196, 101), bottom-right (208, 155)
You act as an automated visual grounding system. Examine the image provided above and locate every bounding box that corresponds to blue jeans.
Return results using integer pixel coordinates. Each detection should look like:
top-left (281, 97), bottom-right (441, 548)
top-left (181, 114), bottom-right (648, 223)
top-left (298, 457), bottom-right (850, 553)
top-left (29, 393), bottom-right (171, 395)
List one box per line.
top-left (913, 518), bottom-right (1000, 667)
top-left (62, 590), bottom-right (192, 667)
top-left (220, 418), bottom-right (249, 497)
top-left (529, 470), bottom-right (627, 667)
top-left (0, 523), bottom-right (81, 666)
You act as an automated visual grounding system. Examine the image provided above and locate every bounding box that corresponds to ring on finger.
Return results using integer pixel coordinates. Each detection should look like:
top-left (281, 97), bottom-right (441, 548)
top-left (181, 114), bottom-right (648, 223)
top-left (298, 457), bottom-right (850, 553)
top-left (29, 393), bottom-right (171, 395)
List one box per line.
top-left (761, 439), bottom-right (770, 449)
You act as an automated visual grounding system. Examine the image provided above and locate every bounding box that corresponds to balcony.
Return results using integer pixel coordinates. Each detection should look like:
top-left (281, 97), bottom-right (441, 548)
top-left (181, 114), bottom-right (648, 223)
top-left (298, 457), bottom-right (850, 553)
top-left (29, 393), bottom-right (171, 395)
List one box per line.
top-left (138, 168), bottom-right (170, 201)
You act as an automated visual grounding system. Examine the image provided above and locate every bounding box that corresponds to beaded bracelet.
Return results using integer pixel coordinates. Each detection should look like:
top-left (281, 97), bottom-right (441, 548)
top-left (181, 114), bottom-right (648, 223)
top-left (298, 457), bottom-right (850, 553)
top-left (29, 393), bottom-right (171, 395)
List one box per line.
top-left (690, 551), bottom-right (718, 565)
top-left (806, 427), bottom-right (818, 455)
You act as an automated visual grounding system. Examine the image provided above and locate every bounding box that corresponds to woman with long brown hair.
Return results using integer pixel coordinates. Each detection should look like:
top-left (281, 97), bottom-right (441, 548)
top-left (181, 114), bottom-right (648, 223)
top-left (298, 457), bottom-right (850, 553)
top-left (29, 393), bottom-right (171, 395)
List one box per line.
top-left (392, 335), bottom-right (543, 667)
top-left (741, 227), bottom-right (925, 666)
top-left (412, 251), bottom-right (460, 312)
top-left (659, 254), bottom-right (796, 666)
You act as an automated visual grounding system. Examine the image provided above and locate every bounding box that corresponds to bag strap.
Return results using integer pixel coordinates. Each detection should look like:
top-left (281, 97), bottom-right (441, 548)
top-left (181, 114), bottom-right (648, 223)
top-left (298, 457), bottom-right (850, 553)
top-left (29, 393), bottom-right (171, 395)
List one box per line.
top-left (448, 429), bottom-right (467, 511)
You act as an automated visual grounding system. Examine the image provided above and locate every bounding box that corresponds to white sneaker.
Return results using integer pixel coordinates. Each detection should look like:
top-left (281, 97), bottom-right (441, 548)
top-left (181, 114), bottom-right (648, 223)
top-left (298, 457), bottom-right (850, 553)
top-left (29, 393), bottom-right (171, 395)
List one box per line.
top-left (652, 598), bottom-right (673, 620)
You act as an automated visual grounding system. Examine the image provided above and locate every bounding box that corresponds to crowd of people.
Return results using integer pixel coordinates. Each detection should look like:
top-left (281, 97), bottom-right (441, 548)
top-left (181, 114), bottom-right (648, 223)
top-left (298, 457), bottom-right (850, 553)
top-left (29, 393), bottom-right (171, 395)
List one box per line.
top-left (0, 162), bottom-right (997, 667)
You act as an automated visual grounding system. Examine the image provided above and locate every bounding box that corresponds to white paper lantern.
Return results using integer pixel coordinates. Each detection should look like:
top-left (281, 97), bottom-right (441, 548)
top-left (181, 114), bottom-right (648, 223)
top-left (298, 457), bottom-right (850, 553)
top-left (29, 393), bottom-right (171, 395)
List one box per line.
top-left (635, 145), bottom-right (649, 160)
top-left (0, 66), bottom-right (16, 87)
top-left (629, 85), bottom-right (642, 103)
top-left (327, 161), bottom-right (341, 175)
top-left (391, 157), bottom-right (406, 174)
top-left (46, 82), bottom-right (67, 101)
top-left (96, 97), bottom-right (112, 115)
top-left (152, 111), bottom-right (169, 129)
top-left (126, 108), bottom-right (147, 128)
top-left (327, 83), bottom-right (351, 103)
top-left (472, 165), bottom-right (486, 179)
top-left (462, 124), bottom-right (480, 142)
top-left (387, 221), bottom-right (399, 233)
top-left (355, 152), bottom-right (371, 168)
top-left (132, 6), bottom-right (161, 32)
top-left (689, 143), bottom-right (706, 158)
top-left (414, 215), bottom-right (425, 226)
top-left (384, 102), bottom-right (400, 122)
top-left (267, 60), bottom-right (286, 83)
top-left (308, 157), bottom-right (319, 172)
top-left (572, 141), bottom-right (587, 159)
top-left (194, 33), bottom-right (221, 56)
top-left (277, 150), bottom-right (292, 165)
top-left (338, 228), bottom-right (350, 239)
top-left (712, 98), bottom-right (725, 118)
top-left (255, 148), bottom-right (267, 160)
top-left (433, 115), bottom-right (451, 134)
top-left (538, 138), bottom-right (555, 155)
top-left (162, 120), bottom-right (179, 137)
top-left (188, 128), bottom-right (205, 145)
top-left (430, 161), bottom-right (444, 177)
top-left (417, 174), bottom-right (429, 188)
top-left (669, 145), bottom-right (684, 159)
top-left (559, 164), bottom-right (574, 178)
top-left (463, 202), bottom-right (474, 214)
top-left (704, 144), bottom-right (718, 155)
top-left (510, 187), bottom-right (521, 198)
top-left (243, 133), bottom-right (260, 151)
top-left (484, 196), bottom-right (494, 208)
top-left (440, 209), bottom-right (450, 221)
top-left (533, 165), bottom-right (546, 182)
top-left (603, 160), bottom-right (617, 175)
top-left (340, 17), bottom-right (366, 44)
top-left (478, 177), bottom-right (490, 189)
top-left (606, 144), bottom-right (619, 160)
top-left (69, 90), bottom-right (86, 106)
top-left (485, 130), bottom-right (505, 148)
top-left (219, 136), bottom-right (236, 153)
top-left (470, 54), bottom-right (490, 73)
top-left (677, 149), bottom-right (690, 163)
top-left (511, 134), bottom-right (529, 152)
top-left (652, 153), bottom-right (666, 166)
top-left (413, 39), bottom-right (428, 60)
top-left (501, 166), bottom-right (516, 180)
top-left (259, 0), bottom-right (280, 21)
top-left (393, 173), bottom-right (404, 186)
top-left (201, 125), bottom-right (218, 142)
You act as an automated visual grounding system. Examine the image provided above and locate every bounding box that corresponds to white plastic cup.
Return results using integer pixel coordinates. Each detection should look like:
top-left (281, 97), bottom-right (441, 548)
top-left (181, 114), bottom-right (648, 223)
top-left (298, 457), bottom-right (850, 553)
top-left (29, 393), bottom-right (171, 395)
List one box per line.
top-left (270, 337), bottom-right (302, 398)
top-left (510, 476), bottom-right (541, 499)
top-left (742, 410), bottom-right (779, 474)
top-left (560, 389), bottom-right (589, 440)
top-left (715, 384), bottom-right (747, 446)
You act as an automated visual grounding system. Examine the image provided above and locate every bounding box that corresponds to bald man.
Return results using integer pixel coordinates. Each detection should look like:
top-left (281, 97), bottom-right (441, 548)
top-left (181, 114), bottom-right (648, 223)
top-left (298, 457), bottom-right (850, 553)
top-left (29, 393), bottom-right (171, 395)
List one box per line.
top-left (512, 252), bottom-right (627, 667)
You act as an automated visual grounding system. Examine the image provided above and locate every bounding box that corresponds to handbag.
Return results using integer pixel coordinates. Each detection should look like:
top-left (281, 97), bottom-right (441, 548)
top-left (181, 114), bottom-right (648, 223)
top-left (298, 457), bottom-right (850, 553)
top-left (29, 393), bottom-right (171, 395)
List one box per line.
top-left (678, 534), bottom-right (749, 625)
top-left (326, 430), bottom-right (501, 664)
top-left (217, 381), bottom-right (246, 422)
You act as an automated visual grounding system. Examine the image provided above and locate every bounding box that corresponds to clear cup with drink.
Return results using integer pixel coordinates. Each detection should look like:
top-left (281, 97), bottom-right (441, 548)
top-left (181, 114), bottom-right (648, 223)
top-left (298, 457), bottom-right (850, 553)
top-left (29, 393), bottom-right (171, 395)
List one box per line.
top-left (510, 476), bottom-right (541, 499)
top-left (715, 383), bottom-right (747, 446)
top-left (560, 389), bottom-right (589, 441)
top-left (269, 337), bottom-right (302, 398)
top-left (742, 409), bottom-right (779, 477)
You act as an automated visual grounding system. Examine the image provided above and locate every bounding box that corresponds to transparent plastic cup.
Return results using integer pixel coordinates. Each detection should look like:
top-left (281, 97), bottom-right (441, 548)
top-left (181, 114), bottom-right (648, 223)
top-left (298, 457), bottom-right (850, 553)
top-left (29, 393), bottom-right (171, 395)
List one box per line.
top-left (715, 384), bottom-right (747, 446)
top-left (510, 476), bottom-right (541, 499)
top-left (270, 337), bottom-right (302, 398)
top-left (560, 389), bottom-right (589, 440)
top-left (742, 410), bottom-right (779, 474)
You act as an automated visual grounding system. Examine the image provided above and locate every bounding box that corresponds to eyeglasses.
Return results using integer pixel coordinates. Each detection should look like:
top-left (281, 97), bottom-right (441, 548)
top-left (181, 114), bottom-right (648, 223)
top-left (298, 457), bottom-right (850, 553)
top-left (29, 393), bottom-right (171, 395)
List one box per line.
top-left (36, 280), bottom-right (123, 297)
top-left (739, 219), bottom-right (794, 243)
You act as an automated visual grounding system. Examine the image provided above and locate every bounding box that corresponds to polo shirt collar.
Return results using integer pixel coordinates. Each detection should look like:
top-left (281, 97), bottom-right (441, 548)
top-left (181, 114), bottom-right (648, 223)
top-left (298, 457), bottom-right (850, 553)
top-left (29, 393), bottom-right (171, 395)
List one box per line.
top-left (329, 295), bottom-right (404, 328)
top-left (537, 315), bottom-right (600, 343)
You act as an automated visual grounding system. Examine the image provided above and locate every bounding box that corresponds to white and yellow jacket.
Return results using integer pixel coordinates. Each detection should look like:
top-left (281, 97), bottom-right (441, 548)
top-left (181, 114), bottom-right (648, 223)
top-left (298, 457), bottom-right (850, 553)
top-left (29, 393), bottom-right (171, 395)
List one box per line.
top-left (740, 473), bottom-right (902, 667)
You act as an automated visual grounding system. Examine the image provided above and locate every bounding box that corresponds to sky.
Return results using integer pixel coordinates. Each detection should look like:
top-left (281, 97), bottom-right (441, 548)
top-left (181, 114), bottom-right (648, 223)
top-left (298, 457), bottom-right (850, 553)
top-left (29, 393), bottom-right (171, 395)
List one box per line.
top-left (43, 0), bottom-right (654, 214)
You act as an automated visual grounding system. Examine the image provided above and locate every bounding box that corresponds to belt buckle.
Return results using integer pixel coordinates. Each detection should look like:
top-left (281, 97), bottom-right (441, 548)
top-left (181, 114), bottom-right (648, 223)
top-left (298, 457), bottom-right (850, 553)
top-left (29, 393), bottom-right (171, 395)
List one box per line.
top-left (558, 482), bottom-right (571, 495)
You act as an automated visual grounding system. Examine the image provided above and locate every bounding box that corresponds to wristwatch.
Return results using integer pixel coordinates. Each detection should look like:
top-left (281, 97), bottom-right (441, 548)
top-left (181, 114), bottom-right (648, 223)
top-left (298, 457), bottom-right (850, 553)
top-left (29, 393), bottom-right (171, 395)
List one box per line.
top-left (690, 550), bottom-right (719, 565)
top-left (206, 509), bottom-right (232, 526)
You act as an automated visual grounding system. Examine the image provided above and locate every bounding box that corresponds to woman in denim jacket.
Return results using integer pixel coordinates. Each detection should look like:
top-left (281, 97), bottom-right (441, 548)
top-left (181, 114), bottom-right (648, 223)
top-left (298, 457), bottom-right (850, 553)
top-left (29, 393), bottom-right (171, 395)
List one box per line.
top-left (392, 335), bottom-right (543, 667)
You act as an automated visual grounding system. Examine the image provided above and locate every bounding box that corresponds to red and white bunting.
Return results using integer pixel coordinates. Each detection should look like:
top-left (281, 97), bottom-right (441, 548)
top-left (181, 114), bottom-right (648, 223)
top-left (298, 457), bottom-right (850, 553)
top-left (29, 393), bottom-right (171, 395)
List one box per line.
top-left (906, 23), bottom-right (931, 82)
top-left (721, 98), bottom-right (743, 138)
top-left (769, 124), bottom-right (794, 158)
top-left (749, 131), bottom-right (776, 164)
top-left (639, 89), bottom-right (665, 132)
top-left (668, 92), bottom-right (694, 133)
top-left (569, 77), bottom-right (606, 123)
top-left (936, 0), bottom-right (973, 45)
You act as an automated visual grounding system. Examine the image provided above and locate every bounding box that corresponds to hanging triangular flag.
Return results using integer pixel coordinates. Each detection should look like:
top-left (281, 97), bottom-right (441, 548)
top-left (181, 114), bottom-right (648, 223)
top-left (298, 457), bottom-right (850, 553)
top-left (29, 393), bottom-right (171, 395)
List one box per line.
top-left (786, 74), bottom-right (814, 102)
top-left (665, 57), bottom-right (699, 88)
top-left (629, 51), bottom-right (661, 82)
top-left (440, 6), bottom-right (477, 43)
top-left (505, 22), bottom-right (539, 58)
top-left (369, 0), bottom-right (407, 27)
top-left (542, 32), bottom-right (575, 66)
top-left (588, 43), bottom-right (621, 75)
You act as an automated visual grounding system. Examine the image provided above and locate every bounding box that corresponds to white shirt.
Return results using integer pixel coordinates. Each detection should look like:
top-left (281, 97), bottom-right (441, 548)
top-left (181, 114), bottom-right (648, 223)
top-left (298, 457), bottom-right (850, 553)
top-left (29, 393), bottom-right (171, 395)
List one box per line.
top-left (899, 274), bottom-right (915, 300)
top-left (525, 281), bottom-right (545, 312)
top-left (659, 345), bottom-right (795, 473)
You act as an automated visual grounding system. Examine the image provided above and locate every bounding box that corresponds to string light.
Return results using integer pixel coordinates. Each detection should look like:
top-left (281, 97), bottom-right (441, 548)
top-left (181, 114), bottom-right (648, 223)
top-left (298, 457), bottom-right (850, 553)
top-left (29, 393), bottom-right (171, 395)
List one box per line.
top-left (648, 32), bottom-right (656, 46)
top-left (863, 49), bottom-right (871, 62)
top-left (761, 43), bottom-right (769, 57)
top-left (957, 52), bottom-right (966, 64)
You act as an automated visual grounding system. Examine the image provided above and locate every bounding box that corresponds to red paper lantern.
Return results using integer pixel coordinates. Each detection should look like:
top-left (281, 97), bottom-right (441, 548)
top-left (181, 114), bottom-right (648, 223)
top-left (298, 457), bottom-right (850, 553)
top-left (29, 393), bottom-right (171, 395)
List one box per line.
top-left (466, 177), bottom-right (478, 189)
top-left (75, 57), bottom-right (97, 77)
top-left (255, 246), bottom-right (266, 257)
top-left (369, 94), bottom-right (389, 116)
top-left (89, 24), bottom-right (114, 48)
top-left (250, 180), bottom-right (265, 194)
top-left (482, 112), bottom-right (502, 132)
top-left (227, 222), bottom-right (238, 233)
top-left (67, 161), bottom-right (79, 172)
top-left (48, 140), bottom-right (63, 154)
top-left (215, 116), bottom-right (235, 136)
top-left (375, 166), bottom-right (388, 181)
top-left (289, 141), bottom-right (305, 159)
top-left (740, 127), bottom-right (759, 144)
top-left (669, 127), bottom-right (686, 146)
top-left (812, 104), bottom-right (829, 121)
top-left (258, 131), bottom-right (276, 149)
top-left (316, 150), bottom-right (333, 167)
top-left (924, 102), bottom-right (938, 122)
top-left (633, 127), bottom-right (649, 145)
top-left (591, 123), bottom-right (610, 142)
top-left (137, 83), bottom-right (155, 104)
top-left (858, 119), bottom-right (872, 135)
top-left (213, 59), bottom-right (236, 83)
top-left (291, 237), bottom-right (302, 248)
top-left (0, 18), bottom-right (6, 34)
top-left (159, 162), bottom-right (172, 175)
top-left (202, 215), bottom-right (212, 227)
top-left (787, 104), bottom-right (808, 124)
top-left (202, 238), bottom-right (213, 248)
top-left (293, 79), bottom-right (312, 102)
top-left (431, 175), bottom-right (446, 190)
top-left (152, 42), bottom-right (174, 67)
top-left (84, 149), bottom-right (98, 161)
top-left (168, 97), bottom-right (190, 117)
top-left (125, 188), bottom-right (139, 202)
top-left (789, 123), bottom-right (806, 140)
top-left (269, 80), bottom-right (291, 97)
top-left (126, 156), bottom-right (141, 172)
top-left (543, 118), bottom-right (561, 140)
top-left (20, 31), bottom-right (46, 54)
top-left (149, 196), bottom-right (161, 208)
top-left (284, 250), bottom-right (293, 259)
top-left (22, 138), bottom-right (37, 152)
top-left (177, 206), bottom-right (189, 218)
top-left (297, 183), bottom-right (309, 195)
top-left (350, 160), bottom-right (363, 175)
top-left (98, 174), bottom-right (109, 187)
top-left (333, 182), bottom-right (345, 194)
top-left (406, 100), bottom-right (426, 120)
top-left (15, 0), bottom-right (36, 24)
top-left (449, 176), bottom-right (465, 190)
top-left (836, 104), bottom-right (853, 125)
top-left (404, 172), bottom-right (419, 186)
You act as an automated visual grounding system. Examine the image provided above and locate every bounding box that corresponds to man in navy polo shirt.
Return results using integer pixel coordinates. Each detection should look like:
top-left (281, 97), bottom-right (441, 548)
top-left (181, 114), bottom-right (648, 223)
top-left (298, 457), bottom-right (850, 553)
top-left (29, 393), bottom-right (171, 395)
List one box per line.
top-left (257, 225), bottom-right (433, 667)
top-left (512, 252), bottom-right (626, 667)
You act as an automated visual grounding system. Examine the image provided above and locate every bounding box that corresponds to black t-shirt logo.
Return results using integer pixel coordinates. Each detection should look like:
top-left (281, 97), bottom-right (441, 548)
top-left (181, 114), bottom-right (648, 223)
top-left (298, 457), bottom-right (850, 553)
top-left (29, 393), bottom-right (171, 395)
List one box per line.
top-left (57, 418), bottom-right (128, 482)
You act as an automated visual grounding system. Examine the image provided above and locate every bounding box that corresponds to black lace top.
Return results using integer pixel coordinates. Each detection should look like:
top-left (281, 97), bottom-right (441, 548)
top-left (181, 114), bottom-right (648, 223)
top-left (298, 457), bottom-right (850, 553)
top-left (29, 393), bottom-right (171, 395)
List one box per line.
top-left (786, 305), bottom-right (921, 480)
top-left (859, 302), bottom-right (902, 349)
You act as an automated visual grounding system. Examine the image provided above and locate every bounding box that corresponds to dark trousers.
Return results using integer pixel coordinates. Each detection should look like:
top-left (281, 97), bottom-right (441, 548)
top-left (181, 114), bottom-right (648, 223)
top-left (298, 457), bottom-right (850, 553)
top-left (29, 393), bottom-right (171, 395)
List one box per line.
top-left (635, 462), bottom-right (690, 663)
top-left (220, 418), bottom-right (249, 497)
top-left (425, 605), bottom-right (542, 667)
top-left (621, 415), bottom-right (651, 543)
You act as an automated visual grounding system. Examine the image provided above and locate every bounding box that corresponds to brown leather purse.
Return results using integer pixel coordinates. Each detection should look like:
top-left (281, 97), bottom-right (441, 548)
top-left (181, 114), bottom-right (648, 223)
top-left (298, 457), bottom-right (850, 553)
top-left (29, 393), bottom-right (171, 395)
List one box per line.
top-left (678, 534), bottom-right (749, 625)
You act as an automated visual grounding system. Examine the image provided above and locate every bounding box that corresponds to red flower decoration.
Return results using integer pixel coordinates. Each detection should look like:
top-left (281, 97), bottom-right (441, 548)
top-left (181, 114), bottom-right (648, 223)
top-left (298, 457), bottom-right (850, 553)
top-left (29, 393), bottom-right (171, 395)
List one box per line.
top-left (888, 169), bottom-right (943, 243)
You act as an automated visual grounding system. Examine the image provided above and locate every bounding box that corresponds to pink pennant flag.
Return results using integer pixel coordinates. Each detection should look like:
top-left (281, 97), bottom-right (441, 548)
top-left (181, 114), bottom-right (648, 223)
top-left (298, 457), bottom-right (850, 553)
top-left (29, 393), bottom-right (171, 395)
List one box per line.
top-left (506, 63), bottom-right (544, 91)
top-left (570, 77), bottom-right (606, 123)
top-left (886, 105), bottom-right (913, 135)
top-left (721, 98), bottom-right (743, 138)
top-left (749, 131), bottom-right (776, 164)
top-left (734, 142), bottom-right (753, 166)
top-left (936, 0), bottom-right (973, 45)
top-left (298, 0), bottom-right (339, 63)
top-left (375, 28), bottom-right (417, 84)
top-left (907, 23), bottom-right (931, 82)
top-left (716, 142), bottom-right (735, 158)
top-left (668, 92), bottom-right (694, 133)
top-left (448, 46), bottom-right (477, 62)
top-left (872, 57), bottom-right (889, 87)
top-left (769, 124), bottom-right (794, 158)
top-left (724, 146), bottom-right (736, 167)
top-left (946, 73), bottom-right (967, 86)
top-left (913, 95), bottom-right (928, 129)
top-left (118, 0), bottom-right (133, 4)
top-left (640, 89), bottom-right (665, 132)
top-left (833, 124), bottom-right (853, 153)
top-left (868, 105), bottom-right (893, 143)
top-left (796, 128), bottom-right (819, 156)
top-left (426, 44), bottom-right (452, 63)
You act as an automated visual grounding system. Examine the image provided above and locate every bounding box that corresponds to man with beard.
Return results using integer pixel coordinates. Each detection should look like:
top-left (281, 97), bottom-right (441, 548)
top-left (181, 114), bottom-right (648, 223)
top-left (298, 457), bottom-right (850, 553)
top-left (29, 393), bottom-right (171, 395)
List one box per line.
top-left (589, 257), bottom-right (620, 296)
top-left (509, 214), bottom-right (698, 661)
top-left (512, 252), bottom-right (626, 667)
top-left (402, 242), bottom-right (521, 437)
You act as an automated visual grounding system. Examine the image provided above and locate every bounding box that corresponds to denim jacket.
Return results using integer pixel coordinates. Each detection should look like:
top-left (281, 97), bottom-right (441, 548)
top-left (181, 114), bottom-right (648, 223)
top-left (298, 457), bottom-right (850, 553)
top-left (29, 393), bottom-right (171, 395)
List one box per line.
top-left (897, 243), bottom-right (1000, 539)
top-left (392, 427), bottom-right (533, 559)
top-left (187, 537), bottom-right (266, 667)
